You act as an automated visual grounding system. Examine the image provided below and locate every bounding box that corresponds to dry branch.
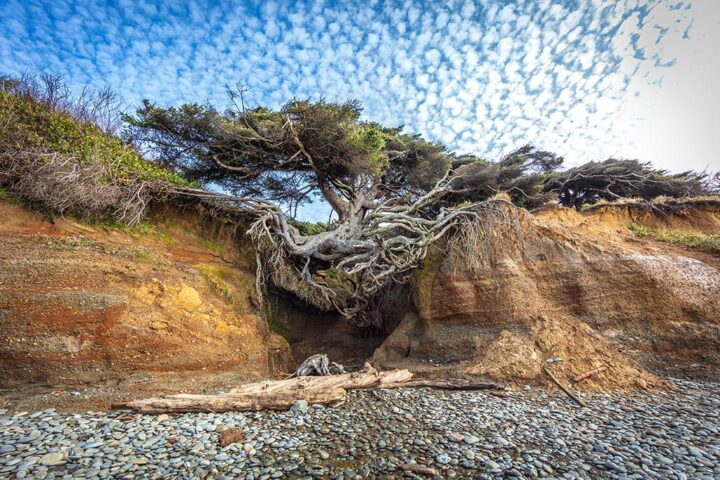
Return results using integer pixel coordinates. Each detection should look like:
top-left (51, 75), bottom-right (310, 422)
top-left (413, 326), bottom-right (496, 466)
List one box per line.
top-left (543, 367), bottom-right (586, 407)
top-left (382, 378), bottom-right (502, 391)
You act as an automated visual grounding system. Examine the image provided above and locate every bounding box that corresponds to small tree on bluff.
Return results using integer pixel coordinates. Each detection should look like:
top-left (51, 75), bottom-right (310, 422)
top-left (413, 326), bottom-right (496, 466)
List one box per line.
top-left (543, 159), bottom-right (714, 210)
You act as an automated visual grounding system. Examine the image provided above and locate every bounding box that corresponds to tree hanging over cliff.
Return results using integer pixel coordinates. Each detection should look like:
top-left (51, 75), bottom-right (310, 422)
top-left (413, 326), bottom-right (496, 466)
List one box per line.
top-left (125, 94), bottom-right (492, 326)
top-left (125, 97), bottom-right (451, 220)
top-left (124, 89), bottom-right (718, 326)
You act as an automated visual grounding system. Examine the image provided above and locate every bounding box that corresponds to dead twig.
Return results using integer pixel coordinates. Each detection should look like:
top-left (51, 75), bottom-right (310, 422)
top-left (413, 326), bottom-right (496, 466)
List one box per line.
top-left (543, 367), bottom-right (586, 407)
top-left (573, 366), bottom-right (607, 383)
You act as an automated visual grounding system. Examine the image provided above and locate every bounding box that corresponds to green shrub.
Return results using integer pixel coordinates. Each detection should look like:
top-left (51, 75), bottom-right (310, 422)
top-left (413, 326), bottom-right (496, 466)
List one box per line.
top-left (200, 238), bottom-right (224, 253)
top-left (627, 223), bottom-right (650, 237)
top-left (0, 90), bottom-right (192, 187)
top-left (288, 218), bottom-right (328, 235)
top-left (0, 75), bottom-right (198, 226)
top-left (200, 265), bottom-right (235, 304)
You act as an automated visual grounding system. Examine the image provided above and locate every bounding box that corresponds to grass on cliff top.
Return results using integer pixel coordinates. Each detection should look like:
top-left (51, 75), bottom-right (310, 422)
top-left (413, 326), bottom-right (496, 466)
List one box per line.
top-left (628, 223), bottom-right (720, 254)
top-left (0, 89), bottom-right (194, 187)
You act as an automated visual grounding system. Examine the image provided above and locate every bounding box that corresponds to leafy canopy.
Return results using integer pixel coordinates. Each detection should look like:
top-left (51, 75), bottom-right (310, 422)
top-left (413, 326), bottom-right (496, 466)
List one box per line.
top-left (124, 94), bottom-right (451, 218)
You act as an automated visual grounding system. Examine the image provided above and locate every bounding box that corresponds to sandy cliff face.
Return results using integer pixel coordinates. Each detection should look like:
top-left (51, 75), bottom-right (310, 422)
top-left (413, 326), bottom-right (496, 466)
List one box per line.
top-left (2, 196), bottom-right (719, 409)
top-left (0, 200), bottom-right (290, 408)
top-left (373, 202), bottom-right (720, 390)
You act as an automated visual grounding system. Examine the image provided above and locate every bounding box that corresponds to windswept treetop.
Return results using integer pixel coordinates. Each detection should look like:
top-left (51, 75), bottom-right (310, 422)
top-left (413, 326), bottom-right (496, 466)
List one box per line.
top-left (544, 159), bottom-right (713, 210)
top-left (124, 92), bottom-right (718, 327)
top-left (125, 97), bottom-right (451, 220)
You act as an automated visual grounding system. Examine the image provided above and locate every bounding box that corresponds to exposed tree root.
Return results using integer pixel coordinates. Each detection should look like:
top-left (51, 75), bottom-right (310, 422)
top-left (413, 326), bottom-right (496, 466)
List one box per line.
top-left (170, 178), bottom-right (516, 328)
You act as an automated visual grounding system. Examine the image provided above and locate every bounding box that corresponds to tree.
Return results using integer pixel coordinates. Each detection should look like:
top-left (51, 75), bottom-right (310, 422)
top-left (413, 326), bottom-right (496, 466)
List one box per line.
top-left (125, 95), bottom-right (485, 327)
top-left (124, 91), bottom-right (718, 327)
top-left (445, 144), bottom-right (563, 208)
top-left (543, 159), bottom-right (715, 210)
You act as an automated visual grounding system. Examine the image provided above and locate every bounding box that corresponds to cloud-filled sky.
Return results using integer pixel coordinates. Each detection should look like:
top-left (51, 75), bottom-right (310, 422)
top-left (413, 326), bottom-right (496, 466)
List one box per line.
top-left (1, 0), bottom-right (718, 219)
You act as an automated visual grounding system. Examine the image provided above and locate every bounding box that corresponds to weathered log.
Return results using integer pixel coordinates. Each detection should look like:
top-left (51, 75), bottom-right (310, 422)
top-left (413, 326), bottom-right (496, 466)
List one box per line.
top-left (229, 363), bottom-right (412, 396)
top-left (111, 389), bottom-right (348, 414)
top-left (573, 366), bottom-right (607, 383)
top-left (543, 367), bottom-right (586, 407)
top-left (113, 365), bottom-right (412, 413)
top-left (113, 364), bottom-right (504, 413)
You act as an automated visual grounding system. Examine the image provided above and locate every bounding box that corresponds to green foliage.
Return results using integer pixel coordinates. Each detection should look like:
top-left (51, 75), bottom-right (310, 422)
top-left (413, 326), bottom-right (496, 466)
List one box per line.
top-left (628, 223), bottom-right (720, 254)
top-left (627, 223), bottom-right (650, 237)
top-left (414, 254), bottom-right (432, 279)
top-left (266, 311), bottom-right (294, 342)
top-left (288, 218), bottom-right (328, 235)
top-left (319, 267), bottom-right (355, 306)
top-left (346, 123), bottom-right (388, 174)
top-left (0, 187), bottom-right (20, 204)
top-left (200, 265), bottom-right (235, 304)
top-left (200, 238), bottom-right (225, 253)
top-left (0, 89), bottom-right (193, 187)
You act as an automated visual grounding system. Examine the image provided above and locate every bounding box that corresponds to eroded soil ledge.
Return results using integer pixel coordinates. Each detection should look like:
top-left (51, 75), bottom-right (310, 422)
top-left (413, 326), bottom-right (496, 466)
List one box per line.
top-left (1, 199), bottom-right (719, 411)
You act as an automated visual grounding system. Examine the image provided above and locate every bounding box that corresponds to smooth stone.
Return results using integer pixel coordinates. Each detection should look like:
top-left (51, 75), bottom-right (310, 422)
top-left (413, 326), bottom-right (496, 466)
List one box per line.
top-left (291, 401), bottom-right (309, 414)
top-left (40, 452), bottom-right (65, 466)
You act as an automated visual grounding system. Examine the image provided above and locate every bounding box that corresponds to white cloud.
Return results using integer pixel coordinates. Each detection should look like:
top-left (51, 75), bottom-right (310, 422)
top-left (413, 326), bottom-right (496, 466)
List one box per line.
top-left (0, 0), bottom-right (716, 222)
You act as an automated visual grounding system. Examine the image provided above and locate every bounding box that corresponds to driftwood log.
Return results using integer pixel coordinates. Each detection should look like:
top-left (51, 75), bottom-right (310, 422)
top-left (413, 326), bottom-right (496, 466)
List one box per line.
top-left (113, 364), bottom-right (502, 413)
top-left (543, 367), bottom-right (586, 407)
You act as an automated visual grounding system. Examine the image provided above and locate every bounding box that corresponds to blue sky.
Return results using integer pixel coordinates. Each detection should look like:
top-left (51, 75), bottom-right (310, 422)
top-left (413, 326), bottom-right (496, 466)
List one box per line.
top-left (1, 0), bottom-right (718, 220)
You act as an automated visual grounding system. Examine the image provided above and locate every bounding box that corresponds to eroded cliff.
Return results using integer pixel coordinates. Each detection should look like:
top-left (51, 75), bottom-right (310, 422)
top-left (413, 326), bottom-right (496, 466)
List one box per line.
top-left (0, 198), bottom-right (291, 409)
top-left (373, 201), bottom-right (720, 390)
top-left (2, 197), bottom-right (719, 410)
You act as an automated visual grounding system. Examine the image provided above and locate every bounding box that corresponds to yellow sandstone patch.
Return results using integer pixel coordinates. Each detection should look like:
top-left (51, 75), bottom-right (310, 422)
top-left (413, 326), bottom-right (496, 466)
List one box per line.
top-left (176, 284), bottom-right (203, 311)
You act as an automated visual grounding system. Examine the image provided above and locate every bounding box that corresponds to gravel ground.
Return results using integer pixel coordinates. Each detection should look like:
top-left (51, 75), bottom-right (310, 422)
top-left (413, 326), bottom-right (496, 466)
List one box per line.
top-left (0, 378), bottom-right (718, 479)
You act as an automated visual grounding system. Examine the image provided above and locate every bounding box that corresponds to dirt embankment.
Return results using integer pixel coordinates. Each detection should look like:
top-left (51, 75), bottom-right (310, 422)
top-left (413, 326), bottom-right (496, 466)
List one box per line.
top-left (373, 200), bottom-right (720, 390)
top-left (2, 197), bottom-right (720, 410)
top-left (0, 199), bottom-right (292, 410)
